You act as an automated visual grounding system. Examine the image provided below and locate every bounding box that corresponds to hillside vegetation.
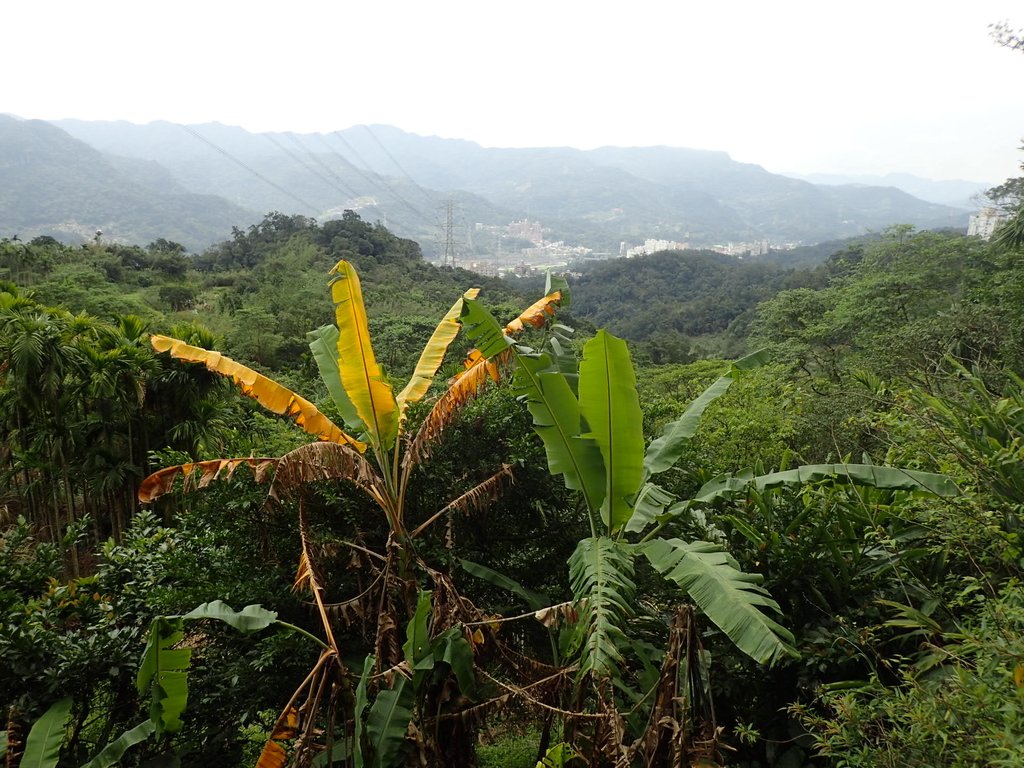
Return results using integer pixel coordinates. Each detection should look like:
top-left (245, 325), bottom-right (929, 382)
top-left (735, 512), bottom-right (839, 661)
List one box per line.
top-left (1, 164), bottom-right (1023, 768)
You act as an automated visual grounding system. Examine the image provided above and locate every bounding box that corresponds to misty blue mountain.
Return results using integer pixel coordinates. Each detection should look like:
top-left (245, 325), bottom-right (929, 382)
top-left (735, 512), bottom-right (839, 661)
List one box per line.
top-left (1, 116), bottom-right (971, 252)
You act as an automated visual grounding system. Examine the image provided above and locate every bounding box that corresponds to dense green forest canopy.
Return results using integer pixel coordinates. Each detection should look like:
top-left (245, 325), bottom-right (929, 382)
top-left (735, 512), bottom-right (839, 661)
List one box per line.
top-left (570, 248), bottom-right (824, 359)
top-left (2, 179), bottom-right (1024, 768)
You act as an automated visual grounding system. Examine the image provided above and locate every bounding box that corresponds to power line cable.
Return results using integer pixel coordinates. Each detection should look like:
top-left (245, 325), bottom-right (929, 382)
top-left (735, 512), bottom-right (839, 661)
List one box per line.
top-left (181, 121), bottom-right (436, 234)
top-left (360, 124), bottom-right (438, 209)
top-left (282, 132), bottom-right (362, 200)
top-left (262, 132), bottom-right (361, 204)
top-left (322, 131), bottom-right (434, 228)
top-left (334, 129), bottom-right (434, 224)
top-left (330, 130), bottom-right (434, 226)
top-left (178, 124), bottom-right (320, 215)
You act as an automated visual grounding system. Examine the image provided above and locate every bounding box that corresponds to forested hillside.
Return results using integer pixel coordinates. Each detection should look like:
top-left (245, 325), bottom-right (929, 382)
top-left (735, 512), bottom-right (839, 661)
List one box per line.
top-left (0, 116), bottom-right (258, 249)
top-left (2, 173), bottom-right (1024, 768)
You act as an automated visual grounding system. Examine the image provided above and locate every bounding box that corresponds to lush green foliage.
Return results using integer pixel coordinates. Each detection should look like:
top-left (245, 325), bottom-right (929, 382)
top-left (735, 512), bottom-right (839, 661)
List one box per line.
top-left (3, 184), bottom-right (1024, 767)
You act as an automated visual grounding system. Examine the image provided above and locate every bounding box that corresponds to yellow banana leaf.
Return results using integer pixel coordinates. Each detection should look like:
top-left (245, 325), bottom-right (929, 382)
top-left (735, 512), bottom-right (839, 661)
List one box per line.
top-left (448, 289), bottom-right (561, 387)
top-left (330, 261), bottom-right (400, 451)
top-left (151, 336), bottom-right (365, 451)
top-left (407, 291), bottom-right (562, 466)
top-left (255, 706), bottom-right (299, 768)
top-left (137, 457), bottom-right (278, 503)
top-left (504, 290), bottom-right (561, 333)
top-left (396, 288), bottom-right (480, 418)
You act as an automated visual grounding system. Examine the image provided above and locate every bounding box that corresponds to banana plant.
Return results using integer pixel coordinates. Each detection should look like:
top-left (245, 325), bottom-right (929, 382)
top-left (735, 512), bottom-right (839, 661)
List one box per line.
top-left (137, 261), bottom-right (565, 767)
top-left (460, 298), bottom-right (960, 762)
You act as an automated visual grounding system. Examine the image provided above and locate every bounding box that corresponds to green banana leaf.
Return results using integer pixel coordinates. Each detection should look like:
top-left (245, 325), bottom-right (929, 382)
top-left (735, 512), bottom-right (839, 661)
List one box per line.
top-left (568, 537), bottom-right (636, 680)
top-left (624, 482), bottom-right (677, 534)
top-left (536, 742), bottom-right (579, 767)
top-left (546, 324), bottom-right (578, 395)
top-left (181, 600), bottom-right (279, 632)
top-left (81, 721), bottom-right (157, 768)
top-left (403, 590), bottom-right (432, 666)
top-left (136, 603), bottom-right (285, 739)
top-left (545, 271), bottom-right (572, 310)
top-left (579, 330), bottom-right (645, 534)
top-left (364, 678), bottom-right (413, 768)
top-left (462, 298), bottom-right (605, 514)
top-left (514, 350), bottom-right (606, 515)
top-left (645, 463), bottom-right (960, 532)
top-left (750, 463), bottom-right (959, 496)
top-left (136, 618), bottom-right (191, 735)
top-left (641, 538), bottom-right (796, 665)
top-left (460, 559), bottom-right (550, 611)
top-left (352, 655), bottom-right (375, 768)
top-left (308, 325), bottom-right (364, 431)
top-left (459, 298), bottom-right (512, 358)
top-left (430, 628), bottom-right (477, 696)
top-left (20, 696), bottom-right (73, 768)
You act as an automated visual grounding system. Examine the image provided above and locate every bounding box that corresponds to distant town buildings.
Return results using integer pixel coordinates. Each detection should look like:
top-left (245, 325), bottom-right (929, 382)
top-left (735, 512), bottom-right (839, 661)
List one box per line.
top-left (968, 207), bottom-right (1012, 240)
top-left (621, 237), bottom-right (792, 259)
top-left (463, 218), bottom-right (592, 277)
top-left (623, 238), bottom-right (689, 258)
top-left (461, 218), bottom-right (801, 278)
top-left (711, 239), bottom-right (772, 257)
top-left (507, 218), bottom-right (544, 244)
top-left (521, 241), bottom-right (592, 261)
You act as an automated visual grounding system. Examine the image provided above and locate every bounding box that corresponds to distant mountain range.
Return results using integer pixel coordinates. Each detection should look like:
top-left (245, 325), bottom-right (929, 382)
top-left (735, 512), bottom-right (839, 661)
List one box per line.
top-left (0, 115), bottom-right (974, 253)
top-left (782, 171), bottom-right (992, 209)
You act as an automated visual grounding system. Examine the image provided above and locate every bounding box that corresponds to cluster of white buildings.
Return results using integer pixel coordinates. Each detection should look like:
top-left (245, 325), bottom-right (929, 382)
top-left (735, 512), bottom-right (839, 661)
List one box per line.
top-left (621, 238), bottom-right (690, 258)
top-left (621, 237), bottom-right (794, 259)
top-left (968, 207), bottom-right (1013, 240)
top-left (506, 218), bottom-right (545, 244)
top-left (710, 239), bottom-right (773, 257)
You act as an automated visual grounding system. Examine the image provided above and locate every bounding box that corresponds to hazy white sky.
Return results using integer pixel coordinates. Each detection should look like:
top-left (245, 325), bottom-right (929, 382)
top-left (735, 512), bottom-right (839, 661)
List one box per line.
top-left (4, 0), bottom-right (1023, 183)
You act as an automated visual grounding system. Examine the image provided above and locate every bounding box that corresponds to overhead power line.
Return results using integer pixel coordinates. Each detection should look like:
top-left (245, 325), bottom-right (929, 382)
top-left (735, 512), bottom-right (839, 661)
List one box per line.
top-left (330, 130), bottom-right (434, 227)
top-left (282, 132), bottom-right (362, 200)
top-left (178, 122), bottom-right (438, 235)
top-left (262, 132), bottom-right (361, 204)
top-left (360, 124), bottom-right (438, 209)
top-left (178, 124), bottom-right (320, 215)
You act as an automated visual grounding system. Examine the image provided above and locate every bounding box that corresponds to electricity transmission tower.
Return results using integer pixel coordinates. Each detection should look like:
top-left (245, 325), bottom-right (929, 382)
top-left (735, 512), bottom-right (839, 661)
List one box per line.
top-left (441, 199), bottom-right (457, 268)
